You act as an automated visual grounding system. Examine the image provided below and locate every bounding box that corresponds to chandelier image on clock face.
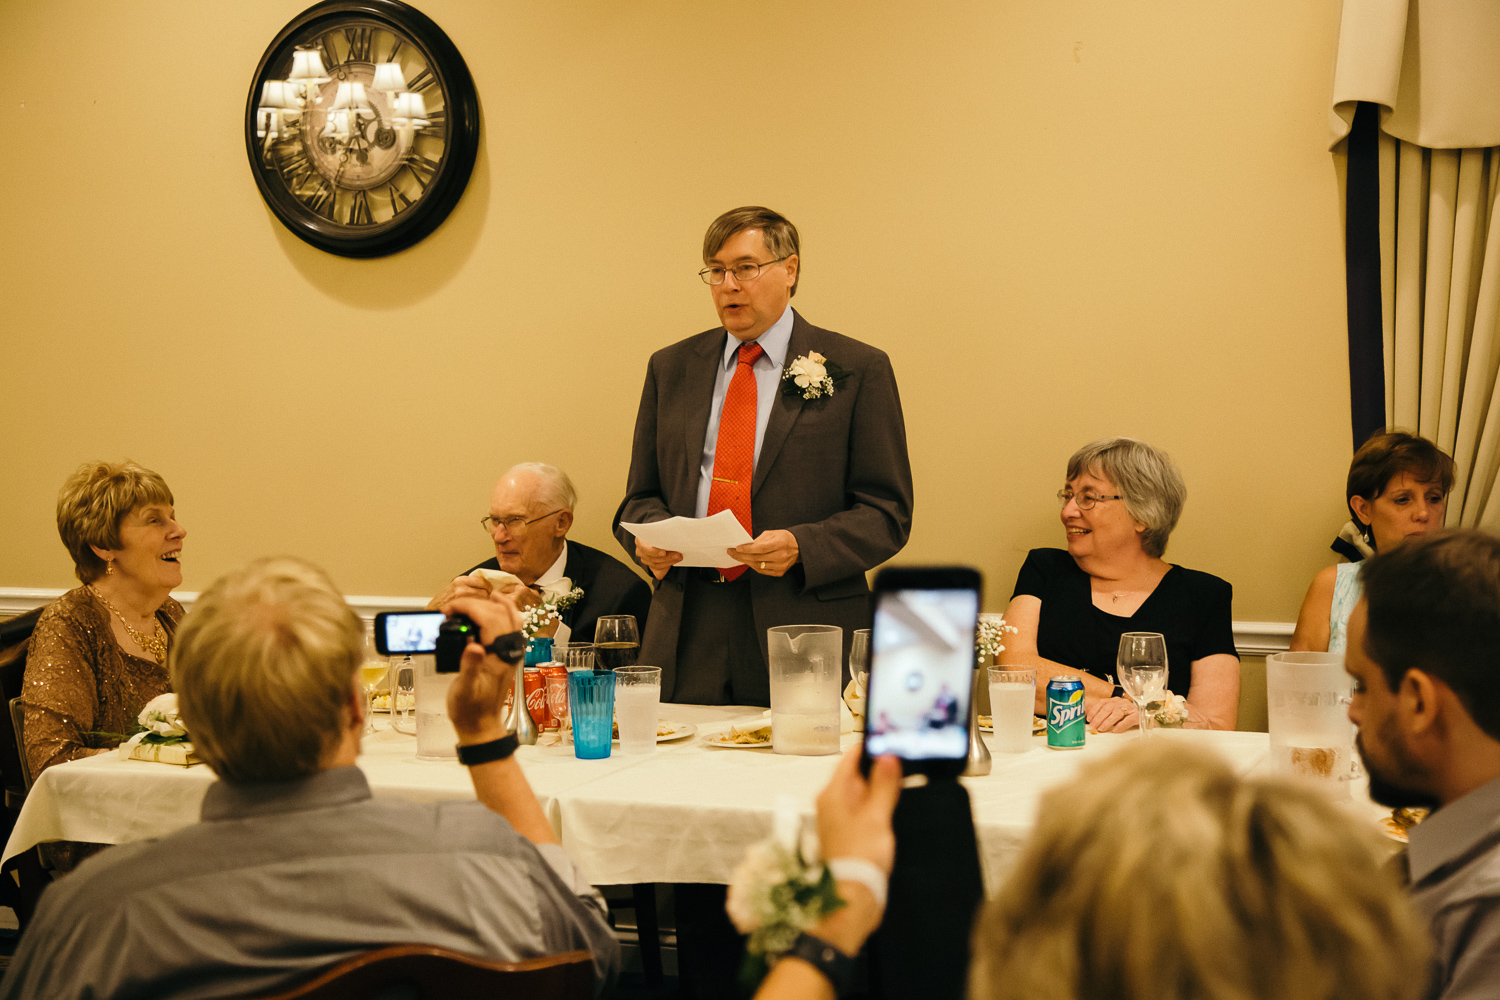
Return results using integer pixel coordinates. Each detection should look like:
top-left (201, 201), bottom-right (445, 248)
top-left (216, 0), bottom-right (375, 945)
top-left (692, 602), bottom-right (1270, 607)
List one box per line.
top-left (245, 1), bottom-right (479, 258)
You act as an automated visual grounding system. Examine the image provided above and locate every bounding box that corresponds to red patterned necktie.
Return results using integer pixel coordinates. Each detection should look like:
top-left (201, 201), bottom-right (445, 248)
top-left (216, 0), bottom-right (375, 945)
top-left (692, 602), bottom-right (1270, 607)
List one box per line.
top-left (707, 342), bottom-right (765, 580)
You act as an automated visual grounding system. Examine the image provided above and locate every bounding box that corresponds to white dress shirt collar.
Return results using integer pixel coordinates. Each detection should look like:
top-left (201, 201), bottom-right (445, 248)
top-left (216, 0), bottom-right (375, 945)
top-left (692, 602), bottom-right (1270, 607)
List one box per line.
top-left (721, 304), bottom-right (794, 371)
top-left (537, 540), bottom-right (569, 587)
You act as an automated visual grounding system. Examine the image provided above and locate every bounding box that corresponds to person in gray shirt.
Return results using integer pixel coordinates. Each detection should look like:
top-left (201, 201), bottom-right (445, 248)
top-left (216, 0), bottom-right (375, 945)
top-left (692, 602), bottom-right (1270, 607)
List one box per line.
top-left (0, 556), bottom-right (620, 1000)
top-left (1346, 529), bottom-right (1500, 1000)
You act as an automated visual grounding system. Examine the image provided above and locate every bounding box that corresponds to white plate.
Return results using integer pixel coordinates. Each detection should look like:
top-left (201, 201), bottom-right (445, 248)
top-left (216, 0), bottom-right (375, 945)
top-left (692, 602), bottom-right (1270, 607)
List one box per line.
top-left (977, 716), bottom-right (1046, 735)
top-left (703, 729), bottom-right (774, 749)
top-left (611, 722), bottom-right (697, 745)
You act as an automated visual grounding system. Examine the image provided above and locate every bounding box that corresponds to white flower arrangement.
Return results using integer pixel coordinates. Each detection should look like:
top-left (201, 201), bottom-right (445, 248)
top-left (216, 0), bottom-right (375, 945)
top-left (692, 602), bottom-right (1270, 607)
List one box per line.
top-left (1148, 691), bottom-right (1189, 728)
top-left (726, 797), bottom-right (845, 986)
top-left (781, 351), bottom-right (850, 401)
top-left (976, 615), bottom-right (1018, 660)
top-left (138, 693), bottom-right (188, 739)
top-left (116, 693), bottom-right (194, 761)
top-left (521, 585), bottom-right (585, 640)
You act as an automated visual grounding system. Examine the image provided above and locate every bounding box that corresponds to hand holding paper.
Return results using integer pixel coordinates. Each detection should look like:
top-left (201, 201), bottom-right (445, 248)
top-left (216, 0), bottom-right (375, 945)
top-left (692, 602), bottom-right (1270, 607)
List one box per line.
top-left (620, 510), bottom-right (754, 569)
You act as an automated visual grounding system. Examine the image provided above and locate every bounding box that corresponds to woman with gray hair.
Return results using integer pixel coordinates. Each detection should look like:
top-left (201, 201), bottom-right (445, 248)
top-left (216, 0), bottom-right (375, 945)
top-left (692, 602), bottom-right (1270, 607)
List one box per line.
top-left (1003, 438), bottom-right (1240, 731)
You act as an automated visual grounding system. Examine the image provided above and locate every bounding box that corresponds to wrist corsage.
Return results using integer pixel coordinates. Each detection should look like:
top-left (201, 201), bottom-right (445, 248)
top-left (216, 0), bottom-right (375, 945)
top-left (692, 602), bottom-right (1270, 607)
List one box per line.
top-left (726, 796), bottom-right (846, 989)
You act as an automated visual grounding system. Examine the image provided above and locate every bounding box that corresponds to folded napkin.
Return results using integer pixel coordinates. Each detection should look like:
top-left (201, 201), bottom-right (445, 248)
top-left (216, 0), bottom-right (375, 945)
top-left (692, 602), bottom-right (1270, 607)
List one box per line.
top-left (468, 568), bottom-right (525, 592)
top-left (728, 711), bottom-right (773, 739)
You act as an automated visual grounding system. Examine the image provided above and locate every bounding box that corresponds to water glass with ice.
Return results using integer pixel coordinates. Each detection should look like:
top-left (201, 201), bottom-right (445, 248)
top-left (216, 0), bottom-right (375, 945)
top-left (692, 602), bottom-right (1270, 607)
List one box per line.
top-left (988, 666), bottom-right (1035, 753)
top-left (614, 666), bottom-right (661, 754)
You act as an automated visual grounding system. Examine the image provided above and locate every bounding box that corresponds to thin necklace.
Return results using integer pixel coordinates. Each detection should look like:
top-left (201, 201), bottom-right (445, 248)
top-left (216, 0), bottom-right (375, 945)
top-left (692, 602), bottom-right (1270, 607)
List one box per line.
top-left (89, 585), bottom-right (167, 665)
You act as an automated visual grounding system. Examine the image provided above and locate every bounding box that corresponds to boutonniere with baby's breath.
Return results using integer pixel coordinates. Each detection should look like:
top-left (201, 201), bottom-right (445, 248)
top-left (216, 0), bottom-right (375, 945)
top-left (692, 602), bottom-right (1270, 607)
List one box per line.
top-left (521, 586), bottom-right (586, 640)
top-left (781, 351), bottom-right (852, 401)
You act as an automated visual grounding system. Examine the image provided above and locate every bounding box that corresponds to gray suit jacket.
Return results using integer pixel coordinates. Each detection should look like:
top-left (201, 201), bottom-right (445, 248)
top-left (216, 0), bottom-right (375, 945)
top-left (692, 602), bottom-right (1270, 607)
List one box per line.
top-left (612, 310), bottom-right (914, 700)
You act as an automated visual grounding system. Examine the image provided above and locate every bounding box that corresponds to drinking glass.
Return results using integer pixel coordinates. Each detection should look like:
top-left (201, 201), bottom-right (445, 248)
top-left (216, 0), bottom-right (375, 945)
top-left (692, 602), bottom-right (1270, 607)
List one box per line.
top-left (849, 628), bottom-right (871, 698)
top-left (390, 656), bottom-right (417, 736)
top-left (358, 658), bottom-right (389, 735)
top-left (1116, 632), bottom-right (1168, 736)
top-left (594, 616), bottom-right (640, 670)
top-left (988, 666), bottom-right (1035, 753)
top-left (614, 666), bottom-right (662, 753)
top-left (569, 669), bottom-right (617, 760)
top-left (565, 643), bottom-right (596, 672)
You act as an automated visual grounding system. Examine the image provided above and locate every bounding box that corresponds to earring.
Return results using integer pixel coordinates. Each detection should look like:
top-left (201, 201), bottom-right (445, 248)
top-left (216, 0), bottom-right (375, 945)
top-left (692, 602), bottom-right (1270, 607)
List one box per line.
top-left (106, 561), bottom-right (114, 575)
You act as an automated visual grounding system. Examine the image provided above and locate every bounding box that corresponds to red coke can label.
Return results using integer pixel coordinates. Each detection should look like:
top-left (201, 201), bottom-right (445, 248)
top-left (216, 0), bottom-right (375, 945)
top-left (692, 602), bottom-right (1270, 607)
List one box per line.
top-left (523, 667), bottom-right (550, 729)
top-left (542, 664), bottom-right (570, 729)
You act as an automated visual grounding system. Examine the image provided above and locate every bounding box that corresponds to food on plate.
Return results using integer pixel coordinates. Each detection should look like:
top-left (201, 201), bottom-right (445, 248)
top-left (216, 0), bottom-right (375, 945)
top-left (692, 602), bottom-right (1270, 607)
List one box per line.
top-left (1380, 807), bottom-right (1430, 843)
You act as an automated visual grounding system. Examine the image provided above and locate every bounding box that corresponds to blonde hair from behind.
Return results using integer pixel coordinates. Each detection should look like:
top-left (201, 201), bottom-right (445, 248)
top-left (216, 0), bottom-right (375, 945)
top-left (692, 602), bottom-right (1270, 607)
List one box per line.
top-left (969, 741), bottom-right (1428, 1000)
top-left (172, 557), bottom-right (363, 784)
top-left (56, 459), bottom-right (174, 583)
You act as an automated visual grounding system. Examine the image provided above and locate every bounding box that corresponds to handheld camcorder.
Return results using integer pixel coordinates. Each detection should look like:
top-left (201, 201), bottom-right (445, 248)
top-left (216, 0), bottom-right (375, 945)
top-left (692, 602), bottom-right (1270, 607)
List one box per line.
top-left (373, 611), bottom-right (480, 673)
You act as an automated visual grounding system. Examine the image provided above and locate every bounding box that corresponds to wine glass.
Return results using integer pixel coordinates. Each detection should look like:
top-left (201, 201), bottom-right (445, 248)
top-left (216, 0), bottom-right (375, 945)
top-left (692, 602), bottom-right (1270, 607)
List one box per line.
top-left (594, 616), bottom-right (640, 670)
top-left (358, 628), bottom-right (388, 735)
top-left (1116, 632), bottom-right (1168, 736)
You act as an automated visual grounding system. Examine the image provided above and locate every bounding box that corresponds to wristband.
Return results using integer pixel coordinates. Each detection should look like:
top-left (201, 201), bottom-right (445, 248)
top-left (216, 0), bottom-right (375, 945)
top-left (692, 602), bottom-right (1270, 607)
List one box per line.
top-left (456, 733), bottom-right (519, 766)
top-left (786, 932), bottom-right (856, 996)
top-left (484, 630), bottom-right (526, 665)
top-left (826, 857), bottom-right (888, 909)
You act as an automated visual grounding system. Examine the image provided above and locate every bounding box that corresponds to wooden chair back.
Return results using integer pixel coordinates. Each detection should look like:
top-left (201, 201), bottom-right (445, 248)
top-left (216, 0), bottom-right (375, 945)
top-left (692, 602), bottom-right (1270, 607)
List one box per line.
top-left (0, 608), bottom-right (42, 809)
top-left (241, 945), bottom-right (596, 1000)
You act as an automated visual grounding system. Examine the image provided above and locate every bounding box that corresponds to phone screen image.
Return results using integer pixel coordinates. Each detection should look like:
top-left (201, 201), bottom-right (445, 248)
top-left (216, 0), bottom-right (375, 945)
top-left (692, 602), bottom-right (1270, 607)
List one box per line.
top-left (380, 612), bottom-right (445, 655)
top-left (864, 587), bottom-right (979, 761)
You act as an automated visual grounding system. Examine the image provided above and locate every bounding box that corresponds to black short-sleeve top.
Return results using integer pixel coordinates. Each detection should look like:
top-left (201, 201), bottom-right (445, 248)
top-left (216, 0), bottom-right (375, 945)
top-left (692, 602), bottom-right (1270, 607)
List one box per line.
top-left (1010, 548), bottom-right (1238, 696)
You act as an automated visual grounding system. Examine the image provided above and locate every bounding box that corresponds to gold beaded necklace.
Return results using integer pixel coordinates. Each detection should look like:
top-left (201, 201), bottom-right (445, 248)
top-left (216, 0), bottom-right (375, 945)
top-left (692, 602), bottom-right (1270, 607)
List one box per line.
top-left (89, 585), bottom-right (168, 665)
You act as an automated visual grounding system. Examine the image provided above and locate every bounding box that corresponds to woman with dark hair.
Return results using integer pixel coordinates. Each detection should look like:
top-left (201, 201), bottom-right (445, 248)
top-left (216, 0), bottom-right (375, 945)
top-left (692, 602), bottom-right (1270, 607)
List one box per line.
top-left (1290, 431), bottom-right (1454, 652)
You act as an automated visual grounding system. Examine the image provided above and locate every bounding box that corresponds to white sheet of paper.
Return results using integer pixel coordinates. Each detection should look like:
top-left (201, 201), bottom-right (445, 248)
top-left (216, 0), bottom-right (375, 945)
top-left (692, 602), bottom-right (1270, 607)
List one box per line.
top-left (619, 510), bottom-right (754, 568)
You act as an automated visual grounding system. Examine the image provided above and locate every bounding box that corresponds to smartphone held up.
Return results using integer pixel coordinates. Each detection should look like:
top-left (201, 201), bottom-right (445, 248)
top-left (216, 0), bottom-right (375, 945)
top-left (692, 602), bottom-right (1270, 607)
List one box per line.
top-left (860, 566), bottom-right (982, 779)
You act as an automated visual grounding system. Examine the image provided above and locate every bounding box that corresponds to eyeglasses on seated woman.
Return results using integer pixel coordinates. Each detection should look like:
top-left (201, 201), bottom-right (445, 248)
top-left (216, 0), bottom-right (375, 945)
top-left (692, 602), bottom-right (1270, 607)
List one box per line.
top-left (1002, 437), bottom-right (1240, 733)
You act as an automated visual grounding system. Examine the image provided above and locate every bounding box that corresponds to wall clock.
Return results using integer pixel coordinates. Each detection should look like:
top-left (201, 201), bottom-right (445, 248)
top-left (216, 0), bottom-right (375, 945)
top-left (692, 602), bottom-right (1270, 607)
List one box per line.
top-left (244, 0), bottom-right (480, 258)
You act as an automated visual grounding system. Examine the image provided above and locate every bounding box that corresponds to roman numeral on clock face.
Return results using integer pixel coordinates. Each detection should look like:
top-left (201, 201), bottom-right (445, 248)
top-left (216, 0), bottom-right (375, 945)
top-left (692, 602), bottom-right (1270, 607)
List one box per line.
top-left (345, 189), bottom-right (371, 225)
top-left (344, 26), bottom-right (372, 63)
top-left (406, 67), bottom-right (438, 93)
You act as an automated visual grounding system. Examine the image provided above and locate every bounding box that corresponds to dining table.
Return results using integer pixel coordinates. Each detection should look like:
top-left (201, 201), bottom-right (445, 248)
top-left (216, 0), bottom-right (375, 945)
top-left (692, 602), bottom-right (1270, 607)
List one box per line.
top-left (2, 708), bottom-right (1395, 890)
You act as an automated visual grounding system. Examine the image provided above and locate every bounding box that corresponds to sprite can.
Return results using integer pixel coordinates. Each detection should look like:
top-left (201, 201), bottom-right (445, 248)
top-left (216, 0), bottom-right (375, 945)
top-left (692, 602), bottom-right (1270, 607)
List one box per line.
top-left (1047, 675), bottom-right (1086, 749)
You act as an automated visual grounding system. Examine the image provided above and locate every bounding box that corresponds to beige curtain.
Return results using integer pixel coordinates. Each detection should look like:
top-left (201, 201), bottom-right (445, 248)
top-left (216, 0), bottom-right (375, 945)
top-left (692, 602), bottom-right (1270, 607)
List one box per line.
top-left (1331, 0), bottom-right (1500, 525)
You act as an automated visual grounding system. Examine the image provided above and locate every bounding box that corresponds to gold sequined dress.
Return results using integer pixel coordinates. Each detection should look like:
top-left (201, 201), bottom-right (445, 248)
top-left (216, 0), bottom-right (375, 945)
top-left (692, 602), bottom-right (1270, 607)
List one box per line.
top-left (21, 587), bottom-right (183, 779)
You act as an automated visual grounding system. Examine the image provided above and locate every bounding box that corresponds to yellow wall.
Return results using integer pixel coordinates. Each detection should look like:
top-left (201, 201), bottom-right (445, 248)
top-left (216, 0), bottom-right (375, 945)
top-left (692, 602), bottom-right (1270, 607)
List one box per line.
top-left (1, 0), bottom-right (1350, 628)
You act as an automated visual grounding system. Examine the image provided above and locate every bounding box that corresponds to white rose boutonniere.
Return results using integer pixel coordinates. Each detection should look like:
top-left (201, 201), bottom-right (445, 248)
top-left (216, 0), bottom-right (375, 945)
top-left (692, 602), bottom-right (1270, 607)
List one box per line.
top-left (781, 350), bottom-right (852, 401)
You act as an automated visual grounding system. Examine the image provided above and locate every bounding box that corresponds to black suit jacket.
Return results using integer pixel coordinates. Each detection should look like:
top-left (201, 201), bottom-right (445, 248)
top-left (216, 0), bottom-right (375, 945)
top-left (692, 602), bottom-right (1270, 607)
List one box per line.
top-left (612, 310), bottom-right (914, 699)
top-left (468, 540), bottom-right (653, 646)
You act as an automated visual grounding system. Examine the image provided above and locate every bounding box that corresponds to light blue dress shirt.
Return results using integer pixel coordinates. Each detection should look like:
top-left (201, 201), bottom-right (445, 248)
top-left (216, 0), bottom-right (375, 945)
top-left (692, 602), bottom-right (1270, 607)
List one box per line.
top-left (693, 305), bottom-right (795, 518)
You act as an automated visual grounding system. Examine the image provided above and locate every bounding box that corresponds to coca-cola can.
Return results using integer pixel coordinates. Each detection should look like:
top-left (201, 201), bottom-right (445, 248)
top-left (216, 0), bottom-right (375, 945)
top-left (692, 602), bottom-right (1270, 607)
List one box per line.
top-left (542, 664), bottom-right (570, 730)
top-left (522, 667), bottom-right (550, 730)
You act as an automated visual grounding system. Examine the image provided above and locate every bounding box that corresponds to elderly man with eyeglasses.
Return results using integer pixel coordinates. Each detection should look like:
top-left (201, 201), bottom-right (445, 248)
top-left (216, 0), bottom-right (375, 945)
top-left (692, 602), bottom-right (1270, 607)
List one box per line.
top-left (613, 206), bottom-right (914, 709)
top-left (429, 462), bottom-right (651, 648)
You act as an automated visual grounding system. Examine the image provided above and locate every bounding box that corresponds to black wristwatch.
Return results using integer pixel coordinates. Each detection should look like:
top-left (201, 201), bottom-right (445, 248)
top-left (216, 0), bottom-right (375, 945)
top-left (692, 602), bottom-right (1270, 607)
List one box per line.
top-left (484, 630), bottom-right (526, 665)
top-left (786, 933), bottom-right (856, 996)
top-left (1111, 684), bottom-right (1126, 700)
top-left (456, 733), bottom-right (519, 766)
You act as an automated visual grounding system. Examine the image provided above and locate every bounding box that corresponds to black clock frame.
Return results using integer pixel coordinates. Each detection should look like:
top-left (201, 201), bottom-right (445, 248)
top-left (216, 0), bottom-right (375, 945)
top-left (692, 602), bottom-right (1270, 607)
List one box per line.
top-left (244, 0), bottom-right (480, 258)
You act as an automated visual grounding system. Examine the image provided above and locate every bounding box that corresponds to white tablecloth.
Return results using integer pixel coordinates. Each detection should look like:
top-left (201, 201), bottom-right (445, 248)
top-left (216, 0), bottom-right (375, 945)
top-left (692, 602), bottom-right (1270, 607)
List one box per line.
top-left (1, 711), bottom-right (1385, 889)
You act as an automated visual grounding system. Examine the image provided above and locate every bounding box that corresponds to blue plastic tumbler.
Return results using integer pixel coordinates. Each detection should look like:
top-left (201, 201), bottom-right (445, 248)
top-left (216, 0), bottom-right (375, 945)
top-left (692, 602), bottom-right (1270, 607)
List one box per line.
top-left (569, 670), bottom-right (616, 760)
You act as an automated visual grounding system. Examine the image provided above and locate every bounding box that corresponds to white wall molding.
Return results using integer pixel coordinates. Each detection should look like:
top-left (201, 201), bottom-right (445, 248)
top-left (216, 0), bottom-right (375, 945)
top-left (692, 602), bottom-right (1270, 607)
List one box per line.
top-left (0, 587), bottom-right (428, 624)
top-left (1, 586), bottom-right (1296, 653)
